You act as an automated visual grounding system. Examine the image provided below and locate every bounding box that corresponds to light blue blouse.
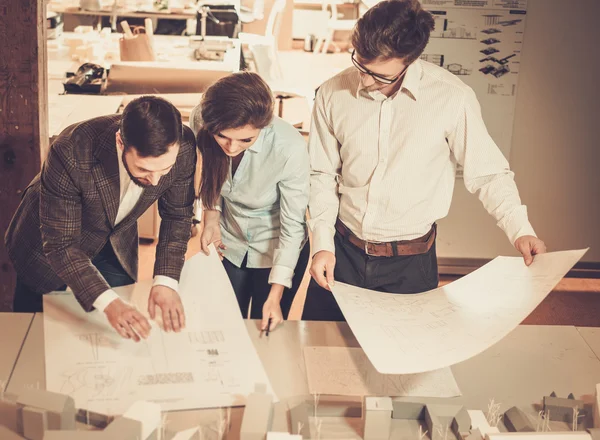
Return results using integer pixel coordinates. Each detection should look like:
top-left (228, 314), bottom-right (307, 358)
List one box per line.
top-left (191, 111), bottom-right (310, 288)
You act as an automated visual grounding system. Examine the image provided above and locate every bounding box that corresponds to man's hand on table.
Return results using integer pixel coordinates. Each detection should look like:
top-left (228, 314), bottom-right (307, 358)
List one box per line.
top-left (104, 298), bottom-right (151, 342)
top-left (148, 285), bottom-right (186, 333)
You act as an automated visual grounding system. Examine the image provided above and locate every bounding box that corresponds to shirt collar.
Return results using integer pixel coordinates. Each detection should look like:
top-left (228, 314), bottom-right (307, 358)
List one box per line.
top-left (355, 60), bottom-right (423, 101)
top-left (247, 120), bottom-right (272, 153)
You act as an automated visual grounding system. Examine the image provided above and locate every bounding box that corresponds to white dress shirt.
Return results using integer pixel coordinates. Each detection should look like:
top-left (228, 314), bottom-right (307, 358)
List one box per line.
top-left (92, 145), bottom-right (179, 312)
top-left (308, 60), bottom-right (536, 255)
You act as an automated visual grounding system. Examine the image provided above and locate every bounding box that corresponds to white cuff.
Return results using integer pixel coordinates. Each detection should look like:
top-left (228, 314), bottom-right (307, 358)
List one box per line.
top-left (498, 206), bottom-right (537, 245)
top-left (310, 223), bottom-right (336, 256)
top-left (93, 289), bottom-right (120, 312)
top-left (268, 265), bottom-right (294, 289)
top-left (153, 275), bottom-right (179, 292)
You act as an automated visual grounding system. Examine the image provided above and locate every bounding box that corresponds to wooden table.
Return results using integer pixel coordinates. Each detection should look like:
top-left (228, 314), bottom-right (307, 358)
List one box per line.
top-left (5, 316), bottom-right (600, 437)
top-left (0, 313), bottom-right (34, 392)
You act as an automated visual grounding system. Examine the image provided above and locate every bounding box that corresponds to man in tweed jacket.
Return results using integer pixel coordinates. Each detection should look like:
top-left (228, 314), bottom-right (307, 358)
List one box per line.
top-left (5, 96), bottom-right (196, 341)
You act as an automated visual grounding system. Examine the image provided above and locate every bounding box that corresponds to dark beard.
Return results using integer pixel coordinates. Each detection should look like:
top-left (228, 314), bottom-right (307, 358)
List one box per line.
top-left (121, 152), bottom-right (151, 188)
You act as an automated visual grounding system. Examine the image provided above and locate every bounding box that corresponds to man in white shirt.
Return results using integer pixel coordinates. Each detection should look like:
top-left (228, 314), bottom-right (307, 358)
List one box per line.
top-left (5, 96), bottom-right (197, 340)
top-left (303, 0), bottom-right (547, 321)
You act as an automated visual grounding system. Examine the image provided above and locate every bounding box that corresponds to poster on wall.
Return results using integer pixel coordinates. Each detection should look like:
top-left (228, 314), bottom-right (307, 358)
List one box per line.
top-left (420, 0), bottom-right (528, 170)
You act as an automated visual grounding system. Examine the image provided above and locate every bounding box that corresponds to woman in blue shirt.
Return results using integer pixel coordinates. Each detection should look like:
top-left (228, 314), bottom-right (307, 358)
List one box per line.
top-left (191, 72), bottom-right (310, 333)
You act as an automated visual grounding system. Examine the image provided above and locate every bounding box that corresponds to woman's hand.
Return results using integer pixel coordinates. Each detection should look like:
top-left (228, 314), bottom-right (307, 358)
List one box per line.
top-left (200, 210), bottom-right (226, 259)
top-left (261, 284), bottom-right (285, 332)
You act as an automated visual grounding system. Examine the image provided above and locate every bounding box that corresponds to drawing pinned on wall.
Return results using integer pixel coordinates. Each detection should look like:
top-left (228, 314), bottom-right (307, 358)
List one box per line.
top-left (480, 65), bottom-right (496, 75)
top-left (499, 19), bottom-right (522, 26)
top-left (480, 47), bottom-right (500, 55)
top-left (483, 14), bottom-right (502, 25)
top-left (488, 83), bottom-right (517, 97)
top-left (481, 38), bottom-right (501, 45)
top-left (446, 63), bottom-right (472, 75)
top-left (421, 0), bottom-right (528, 165)
top-left (480, 54), bottom-right (516, 65)
top-left (492, 65), bottom-right (510, 78)
top-left (420, 53), bottom-right (445, 67)
top-left (439, 25), bottom-right (477, 40)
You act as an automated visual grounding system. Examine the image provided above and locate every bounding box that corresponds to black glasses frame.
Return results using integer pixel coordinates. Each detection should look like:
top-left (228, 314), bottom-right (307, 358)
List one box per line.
top-left (351, 50), bottom-right (409, 85)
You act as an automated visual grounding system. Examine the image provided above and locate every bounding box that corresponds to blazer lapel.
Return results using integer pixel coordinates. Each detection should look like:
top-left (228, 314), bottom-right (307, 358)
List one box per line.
top-left (92, 125), bottom-right (120, 228)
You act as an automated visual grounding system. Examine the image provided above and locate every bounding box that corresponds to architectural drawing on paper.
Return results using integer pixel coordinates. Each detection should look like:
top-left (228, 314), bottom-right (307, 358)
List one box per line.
top-left (331, 250), bottom-right (587, 375)
top-left (430, 14), bottom-right (476, 40)
top-left (303, 346), bottom-right (460, 398)
top-left (482, 28), bottom-right (502, 34)
top-left (420, 54), bottom-right (445, 67)
top-left (188, 331), bottom-right (225, 345)
top-left (481, 38), bottom-right (501, 45)
top-left (480, 54), bottom-right (516, 66)
top-left (492, 65), bottom-right (511, 78)
top-left (499, 19), bottom-right (523, 27)
top-left (43, 248), bottom-right (275, 415)
top-left (437, 26), bottom-right (477, 40)
top-left (137, 372), bottom-right (194, 386)
top-left (481, 47), bottom-right (500, 55)
top-left (59, 366), bottom-right (133, 401)
top-left (483, 15), bottom-right (502, 25)
top-left (78, 333), bottom-right (115, 362)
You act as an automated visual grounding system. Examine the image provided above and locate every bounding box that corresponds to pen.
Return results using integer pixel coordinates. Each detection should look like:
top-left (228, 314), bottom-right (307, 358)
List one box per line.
top-left (266, 317), bottom-right (272, 337)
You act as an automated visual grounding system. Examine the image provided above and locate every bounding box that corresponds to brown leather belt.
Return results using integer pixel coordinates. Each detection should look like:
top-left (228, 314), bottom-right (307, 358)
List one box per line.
top-left (335, 220), bottom-right (436, 257)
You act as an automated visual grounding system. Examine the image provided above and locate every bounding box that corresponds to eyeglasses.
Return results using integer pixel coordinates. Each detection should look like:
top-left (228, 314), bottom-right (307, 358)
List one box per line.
top-left (351, 50), bottom-right (409, 85)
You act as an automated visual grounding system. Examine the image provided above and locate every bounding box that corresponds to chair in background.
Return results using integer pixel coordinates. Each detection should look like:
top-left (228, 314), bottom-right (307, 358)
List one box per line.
top-left (238, 0), bottom-right (287, 77)
top-left (249, 42), bottom-right (314, 131)
top-left (314, 0), bottom-right (357, 54)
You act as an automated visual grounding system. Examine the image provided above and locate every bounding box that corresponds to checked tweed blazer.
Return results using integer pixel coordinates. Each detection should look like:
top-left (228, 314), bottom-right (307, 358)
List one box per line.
top-left (5, 115), bottom-right (197, 312)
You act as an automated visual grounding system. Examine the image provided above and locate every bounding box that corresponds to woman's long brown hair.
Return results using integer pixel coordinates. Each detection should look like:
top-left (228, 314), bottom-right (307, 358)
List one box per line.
top-left (197, 72), bottom-right (274, 209)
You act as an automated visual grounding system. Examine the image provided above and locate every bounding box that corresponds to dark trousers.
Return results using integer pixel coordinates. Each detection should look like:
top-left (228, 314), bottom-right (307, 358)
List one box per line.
top-left (13, 241), bottom-right (134, 313)
top-left (222, 242), bottom-right (310, 319)
top-left (301, 231), bottom-right (439, 321)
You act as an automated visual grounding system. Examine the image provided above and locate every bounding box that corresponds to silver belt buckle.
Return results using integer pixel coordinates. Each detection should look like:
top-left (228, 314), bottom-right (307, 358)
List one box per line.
top-left (364, 240), bottom-right (375, 256)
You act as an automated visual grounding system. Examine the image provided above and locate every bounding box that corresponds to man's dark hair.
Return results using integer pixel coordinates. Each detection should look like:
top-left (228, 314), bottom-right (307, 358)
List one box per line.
top-left (120, 96), bottom-right (182, 157)
top-left (352, 0), bottom-right (435, 64)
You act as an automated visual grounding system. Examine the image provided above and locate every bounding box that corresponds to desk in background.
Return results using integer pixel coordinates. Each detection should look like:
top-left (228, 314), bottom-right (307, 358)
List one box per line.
top-left (48, 32), bottom-right (241, 95)
top-left (48, 0), bottom-right (242, 32)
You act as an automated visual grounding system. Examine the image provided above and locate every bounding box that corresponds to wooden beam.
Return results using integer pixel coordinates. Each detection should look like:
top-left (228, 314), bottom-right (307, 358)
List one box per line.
top-left (0, 0), bottom-right (49, 311)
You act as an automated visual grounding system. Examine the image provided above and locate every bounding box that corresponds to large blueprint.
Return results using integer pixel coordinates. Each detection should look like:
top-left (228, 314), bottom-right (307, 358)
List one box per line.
top-left (43, 247), bottom-right (274, 415)
top-left (331, 249), bottom-right (587, 374)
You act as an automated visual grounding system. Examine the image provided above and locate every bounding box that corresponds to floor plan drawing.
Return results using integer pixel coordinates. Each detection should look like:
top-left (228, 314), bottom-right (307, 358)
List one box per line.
top-left (44, 247), bottom-right (275, 415)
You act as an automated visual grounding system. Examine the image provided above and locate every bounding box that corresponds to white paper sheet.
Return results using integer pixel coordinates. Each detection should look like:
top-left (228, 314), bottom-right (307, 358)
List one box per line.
top-left (43, 247), bottom-right (275, 415)
top-left (303, 347), bottom-right (461, 397)
top-left (330, 249), bottom-right (588, 375)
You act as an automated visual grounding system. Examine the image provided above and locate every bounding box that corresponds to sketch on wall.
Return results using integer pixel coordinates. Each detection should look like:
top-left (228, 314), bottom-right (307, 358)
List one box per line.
top-left (420, 0), bottom-right (528, 166)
